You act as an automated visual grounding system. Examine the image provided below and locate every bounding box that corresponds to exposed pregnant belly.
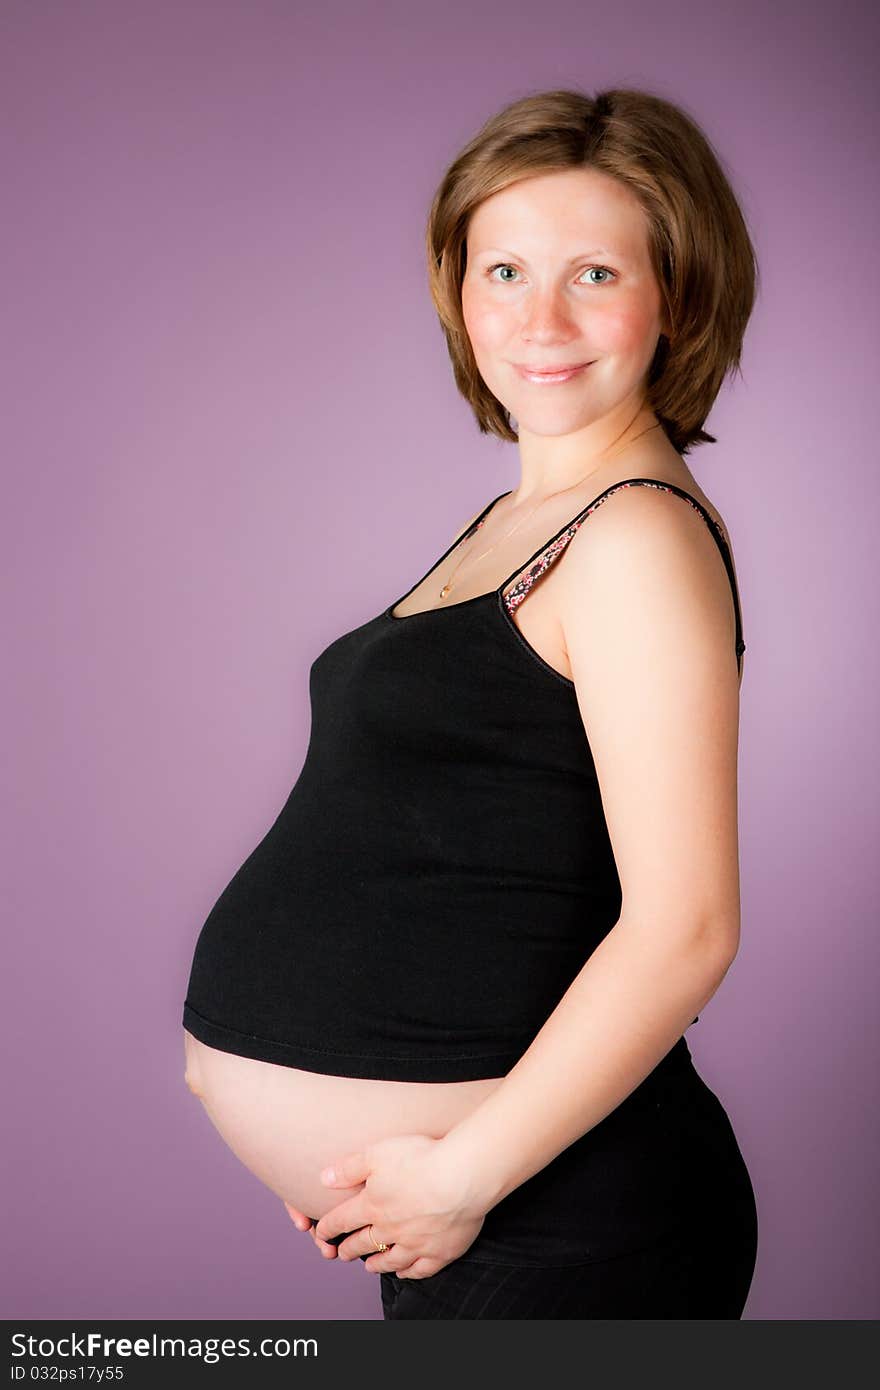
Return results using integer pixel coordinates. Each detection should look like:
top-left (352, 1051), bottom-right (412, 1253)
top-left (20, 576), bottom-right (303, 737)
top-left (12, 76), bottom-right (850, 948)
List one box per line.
top-left (183, 1029), bottom-right (504, 1220)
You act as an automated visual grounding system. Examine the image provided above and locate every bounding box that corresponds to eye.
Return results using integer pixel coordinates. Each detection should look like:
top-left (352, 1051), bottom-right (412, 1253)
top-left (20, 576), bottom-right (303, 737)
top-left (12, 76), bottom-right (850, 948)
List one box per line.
top-left (486, 263), bottom-right (521, 283)
top-left (485, 263), bottom-right (617, 286)
top-left (579, 265), bottom-right (616, 285)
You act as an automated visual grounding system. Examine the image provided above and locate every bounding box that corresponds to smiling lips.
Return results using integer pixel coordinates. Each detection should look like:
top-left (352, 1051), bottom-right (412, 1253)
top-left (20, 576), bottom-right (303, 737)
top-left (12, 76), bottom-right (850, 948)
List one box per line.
top-left (514, 361), bottom-right (593, 384)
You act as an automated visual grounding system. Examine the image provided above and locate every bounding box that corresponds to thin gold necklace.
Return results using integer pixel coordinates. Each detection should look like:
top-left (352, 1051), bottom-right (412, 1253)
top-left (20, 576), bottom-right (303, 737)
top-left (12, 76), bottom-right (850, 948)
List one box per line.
top-left (438, 423), bottom-right (661, 601)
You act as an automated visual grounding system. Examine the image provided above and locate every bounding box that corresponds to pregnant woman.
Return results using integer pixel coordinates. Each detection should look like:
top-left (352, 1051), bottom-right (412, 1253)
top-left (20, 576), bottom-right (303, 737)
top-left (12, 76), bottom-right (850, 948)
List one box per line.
top-left (182, 86), bottom-right (759, 1319)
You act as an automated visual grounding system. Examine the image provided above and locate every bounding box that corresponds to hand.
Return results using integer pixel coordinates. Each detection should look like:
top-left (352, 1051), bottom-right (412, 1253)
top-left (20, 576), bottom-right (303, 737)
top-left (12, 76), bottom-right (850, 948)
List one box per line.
top-left (313, 1133), bottom-right (487, 1279)
top-left (282, 1201), bottom-right (342, 1260)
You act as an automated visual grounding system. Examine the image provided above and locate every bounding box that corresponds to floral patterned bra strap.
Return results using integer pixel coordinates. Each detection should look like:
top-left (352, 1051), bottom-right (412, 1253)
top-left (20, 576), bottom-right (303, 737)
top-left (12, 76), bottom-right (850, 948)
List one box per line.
top-left (502, 480), bottom-right (653, 615)
top-left (503, 521), bottom-right (586, 615)
top-left (501, 479), bottom-right (745, 667)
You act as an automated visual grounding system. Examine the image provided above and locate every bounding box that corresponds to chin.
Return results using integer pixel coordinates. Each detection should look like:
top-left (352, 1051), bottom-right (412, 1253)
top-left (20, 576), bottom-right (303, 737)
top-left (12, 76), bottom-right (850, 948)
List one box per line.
top-left (513, 408), bottom-right (603, 438)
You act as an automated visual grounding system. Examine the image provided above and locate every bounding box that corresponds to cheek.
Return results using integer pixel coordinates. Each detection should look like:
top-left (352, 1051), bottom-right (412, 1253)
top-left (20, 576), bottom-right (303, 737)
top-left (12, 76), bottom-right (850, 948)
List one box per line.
top-left (591, 304), bottom-right (655, 353)
top-left (462, 293), bottom-right (509, 354)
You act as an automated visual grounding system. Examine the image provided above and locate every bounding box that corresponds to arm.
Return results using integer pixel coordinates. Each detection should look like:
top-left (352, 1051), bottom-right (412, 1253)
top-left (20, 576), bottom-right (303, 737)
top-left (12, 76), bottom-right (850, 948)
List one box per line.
top-left (439, 485), bottom-right (744, 1213)
top-left (440, 906), bottom-right (736, 1213)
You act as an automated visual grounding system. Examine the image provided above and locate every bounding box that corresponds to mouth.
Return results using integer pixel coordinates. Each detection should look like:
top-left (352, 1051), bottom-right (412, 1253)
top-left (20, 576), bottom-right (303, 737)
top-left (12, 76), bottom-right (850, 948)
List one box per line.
top-left (514, 361), bottom-right (594, 385)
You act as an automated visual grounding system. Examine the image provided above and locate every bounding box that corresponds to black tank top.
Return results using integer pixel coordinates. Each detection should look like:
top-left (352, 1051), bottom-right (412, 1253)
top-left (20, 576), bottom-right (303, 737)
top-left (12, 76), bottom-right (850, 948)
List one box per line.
top-left (182, 478), bottom-right (745, 1082)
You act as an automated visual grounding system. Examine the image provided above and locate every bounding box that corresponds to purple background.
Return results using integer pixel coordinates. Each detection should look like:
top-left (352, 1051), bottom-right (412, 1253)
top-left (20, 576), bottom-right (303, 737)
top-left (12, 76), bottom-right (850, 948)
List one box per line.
top-left (4, 0), bottom-right (878, 1322)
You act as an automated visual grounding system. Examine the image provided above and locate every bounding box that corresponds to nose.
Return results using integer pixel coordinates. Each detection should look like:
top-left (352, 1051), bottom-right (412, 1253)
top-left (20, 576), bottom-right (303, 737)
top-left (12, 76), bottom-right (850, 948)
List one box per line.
top-left (519, 290), bottom-right (579, 343)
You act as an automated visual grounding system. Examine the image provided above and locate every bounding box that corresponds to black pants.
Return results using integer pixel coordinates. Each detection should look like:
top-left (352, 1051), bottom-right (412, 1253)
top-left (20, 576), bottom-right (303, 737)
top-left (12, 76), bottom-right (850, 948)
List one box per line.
top-left (378, 1199), bottom-right (757, 1319)
top-left (317, 1052), bottom-right (758, 1320)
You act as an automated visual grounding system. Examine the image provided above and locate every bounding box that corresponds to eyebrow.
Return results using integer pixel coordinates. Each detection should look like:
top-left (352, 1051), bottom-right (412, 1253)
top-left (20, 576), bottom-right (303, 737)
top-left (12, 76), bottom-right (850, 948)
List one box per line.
top-left (475, 247), bottom-right (626, 263)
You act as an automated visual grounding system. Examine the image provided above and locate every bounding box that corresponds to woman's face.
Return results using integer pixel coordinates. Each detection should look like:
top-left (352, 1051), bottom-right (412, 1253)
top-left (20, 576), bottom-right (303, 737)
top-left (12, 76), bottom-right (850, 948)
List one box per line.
top-left (461, 167), bottom-right (669, 438)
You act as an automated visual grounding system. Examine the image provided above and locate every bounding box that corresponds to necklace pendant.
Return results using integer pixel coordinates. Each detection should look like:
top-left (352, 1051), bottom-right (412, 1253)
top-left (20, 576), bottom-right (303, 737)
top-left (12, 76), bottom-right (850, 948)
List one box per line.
top-left (439, 583), bottom-right (451, 599)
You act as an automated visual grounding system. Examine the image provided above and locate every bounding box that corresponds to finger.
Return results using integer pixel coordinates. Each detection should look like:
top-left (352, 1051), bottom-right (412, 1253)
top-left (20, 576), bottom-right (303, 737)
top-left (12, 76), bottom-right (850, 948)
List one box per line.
top-left (283, 1202), bottom-right (336, 1257)
top-left (314, 1197), bottom-right (369, 1243)
top-left (283, 1201), bottom-right (314, 1233)
top-left (396, 1257), bottom-right (437, 1280)
top-left (310, 1227), bottom-right (340, 1259)
top-left (335, 1228), bottom-right (392, 1264)
top-left (362, 1244), bottom-right (415, 1275)
top-left (319, 1150), bottom-right (371, 1191)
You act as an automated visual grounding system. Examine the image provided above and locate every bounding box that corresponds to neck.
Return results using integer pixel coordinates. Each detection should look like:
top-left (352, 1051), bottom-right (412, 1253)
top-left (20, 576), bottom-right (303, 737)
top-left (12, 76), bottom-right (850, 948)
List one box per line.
top-left (512, 402), bottom-right (663, 505)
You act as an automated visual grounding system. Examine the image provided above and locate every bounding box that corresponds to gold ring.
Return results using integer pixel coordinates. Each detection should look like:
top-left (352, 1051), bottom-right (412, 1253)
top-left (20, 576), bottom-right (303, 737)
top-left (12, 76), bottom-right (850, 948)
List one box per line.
top-left (368, 1224), bottom-right (389, 1253)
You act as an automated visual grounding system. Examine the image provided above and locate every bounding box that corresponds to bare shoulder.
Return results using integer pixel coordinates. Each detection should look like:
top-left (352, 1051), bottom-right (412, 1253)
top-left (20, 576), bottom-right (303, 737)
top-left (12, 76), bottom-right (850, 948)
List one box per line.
top-left (584, 469), bottom-right (732, 546)
top-left (574, 474), bottom-right (730, 553)
top-left (551, 470), bottom-right (743, 940)
top-left (554, 469), bottom-right (743, 685)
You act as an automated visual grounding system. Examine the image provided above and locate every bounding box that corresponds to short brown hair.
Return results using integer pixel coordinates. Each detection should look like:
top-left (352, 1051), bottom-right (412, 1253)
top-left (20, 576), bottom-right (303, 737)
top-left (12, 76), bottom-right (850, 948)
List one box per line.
top-left (426, 88), bottom-right (759, 456)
